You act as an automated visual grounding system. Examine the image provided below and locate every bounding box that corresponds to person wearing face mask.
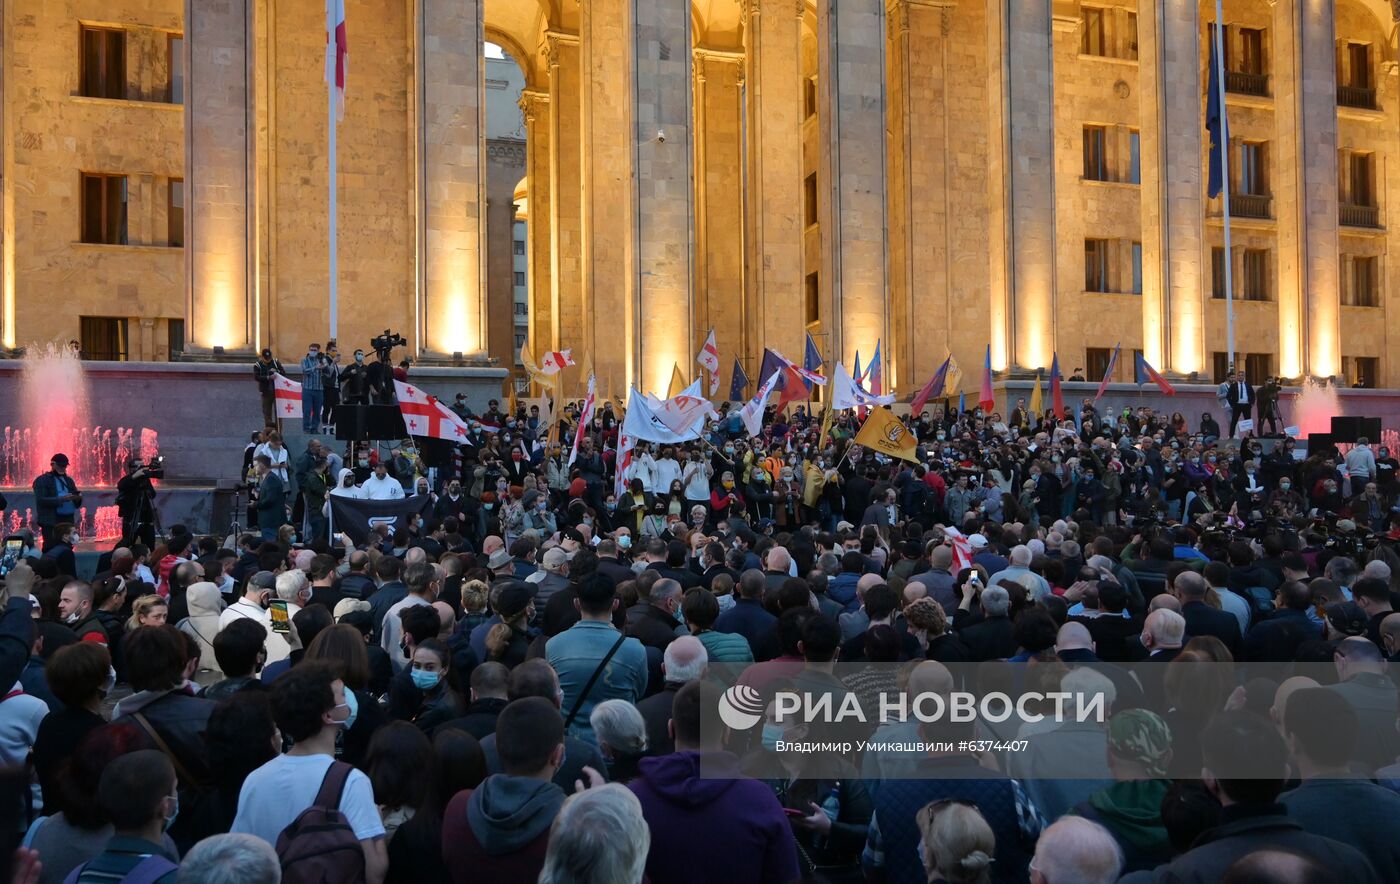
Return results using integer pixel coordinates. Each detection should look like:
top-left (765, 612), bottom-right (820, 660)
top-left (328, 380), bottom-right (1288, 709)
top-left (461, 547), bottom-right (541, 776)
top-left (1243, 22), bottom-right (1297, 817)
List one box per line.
top-left (330, 466), bottom-right (362, 501)
top-left (1268, 476), bottom-right (1306, 519)
top-left (400, 639), bottom-right (464, 733)
top-left (43, 521), bottom-right (80, 578)
top-left (219, 571), bottom-right (292, 665)
top-left (299, 342), bottom-right (328, 435)
top-left (361, 460), bottom-right (406, 501)
top-left (232, 662), bottom-right (387, 881)
top-left (63, 751), bottom-right (182, 883)
top-left (339, 348), bottom-right (371, 405)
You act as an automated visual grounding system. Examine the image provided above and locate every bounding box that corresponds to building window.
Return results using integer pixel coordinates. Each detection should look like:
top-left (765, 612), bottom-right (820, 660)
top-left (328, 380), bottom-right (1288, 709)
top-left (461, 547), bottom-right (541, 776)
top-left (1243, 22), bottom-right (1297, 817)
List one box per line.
top-left (1080, 7), bottom-right (1105, 56)
top-left (1211, 247), bottom-right (1226, 299)
top-left (1131, 242), bottom-right (1143, 294)
top-left (1345, 256), bottom-right (1379, 307)
top-left (81, 173), bottom-right (128, 245)
top-left (1084, 239), bottom-right (1109, 292)
top-left (1124, 13), bottom-right (1138, 60)
top-left (1083, 126), bottom-right (1108, 181)
top-left (81, 26), bottom-right (126, 99)
top-left (168, 179), bottom-right (184, 248)
top-left (513, 240), bottom-right (525, 256)
top-left (805, 77), bottom-right (818, 119)
top-left (1127, 131), bottom-right (1141, 184)
top-left (1342, 356), bottom-right (1379, 388)
top-left (513, 302), bottom-right (528, 316)
top-left (1212, 352), bottom-right (1231, 383)
top-left (79, 316), bottom-right (128, 361)
top-left (514, 334), bottom-right (526, 357)
top-left (804, 272), bottom-right (819, 326)
top-left (1350, 152), bottom-right (1375, 206)
top-left (1239, 142), bottom-right (1267, 196)
top-left (803, 174), bottom-right (818, 228)
top-left (1085, 347), bottom-right (1112, 383)
top-left (1238, 28), bottom-right (1265, 75)
top-left (166, 318), bottom-right (184, 360)
top-left (1223, 26), bottom-right (1270, 96)
top-left (168, 35), bottom-right (184, 104)
top-left (1242, 248), bottom-right (1270, 301)
top-left (1245, 353), bottom-right (1272, 382)
top-left (513, 271), bottom-right (525, 286)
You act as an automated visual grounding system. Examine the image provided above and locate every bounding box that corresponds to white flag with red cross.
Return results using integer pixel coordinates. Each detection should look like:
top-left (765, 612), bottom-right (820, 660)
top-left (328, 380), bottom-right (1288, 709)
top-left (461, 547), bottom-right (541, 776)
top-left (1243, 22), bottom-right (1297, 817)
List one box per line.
top-left (697, 329), bottom-right (721, 398)
top-left (272, 373), bottom-right (303, 420)
top-left (538, 349), bottom-right (576, 375)
top-left (394, 380), bottom-right (473, 443)
top-left (569, 374), bottom-right (597, 468)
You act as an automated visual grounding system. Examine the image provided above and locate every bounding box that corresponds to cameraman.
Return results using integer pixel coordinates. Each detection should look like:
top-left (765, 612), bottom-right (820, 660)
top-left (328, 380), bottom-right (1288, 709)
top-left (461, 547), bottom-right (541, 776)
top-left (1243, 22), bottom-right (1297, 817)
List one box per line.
top-left (116, 458), bottom-right (157, 547)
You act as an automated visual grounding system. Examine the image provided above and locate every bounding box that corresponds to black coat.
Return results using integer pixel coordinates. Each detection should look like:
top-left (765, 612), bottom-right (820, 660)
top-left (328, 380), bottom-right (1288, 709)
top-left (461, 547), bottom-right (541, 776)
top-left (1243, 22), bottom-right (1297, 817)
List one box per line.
top-left (1181, 601), bottom-right (1242, 656)
top-left (957, 615), bottom-right (1018, 661)
top-left (627, 604), bottom-right (683, 652)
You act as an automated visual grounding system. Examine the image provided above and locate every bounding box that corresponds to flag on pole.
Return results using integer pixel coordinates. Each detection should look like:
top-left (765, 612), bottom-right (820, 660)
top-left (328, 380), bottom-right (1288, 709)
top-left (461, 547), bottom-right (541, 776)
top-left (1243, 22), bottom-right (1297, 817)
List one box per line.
top-left (1094, 344), bottom-right (1121, 403)
top-left (1029, 373), bottom-right (1043, 419)
top-left (818, 405), bottom-right (834, 448)
top-left (1206, 34), bottom-right (1225, 199)
top-left (647, 380), bottom-right (720, 435)
top-left (978, 345), bottom-right (995, 413)
top-left (852, 350), bottom-right (864, 387)
top-left (394, 381), bottom-right (473, 443)
top-left (831, 363), bottom-right (897, 410)
top-left (1049, 352), bottom-right (1066, 419)
top-left (568, 374), bottom-right (597, 467)
top-left (326, 0), bottom-right (347, 122)
top-left (758, 348), bottom-right (826, 392)
top-left (696, 330), bottom-right (721, 398)
top-left (667, 364), bottom-right (687, 399)
top-left (538, 349), bottom-right (576, 375)
top-left (804, 333), bottom-right (823, 374)
top-left (271, 373), bottom-right (303, 420)
top-left (775, 364), bottom-right (810, 413)
top-left (910, 357), bottom-right (952, 418)
top-left (958, 390), bottom-right (966, 416)
top-left (740, 371), bottom-right (784, 437)
top-left (945, 355), bottom-right (964, 398)
top-left (853, 408), bottom-right (919, 464)
top-left (943, 527), bottom-right (974, 573)
top-left (867, 340), bottom-right (883, 397)
top-left (519, 343), bottom-right (555, 386)
top-left (1134, 352), bottom-right (1177, 396)
top-left (728, 357), bottom-right (749, 401)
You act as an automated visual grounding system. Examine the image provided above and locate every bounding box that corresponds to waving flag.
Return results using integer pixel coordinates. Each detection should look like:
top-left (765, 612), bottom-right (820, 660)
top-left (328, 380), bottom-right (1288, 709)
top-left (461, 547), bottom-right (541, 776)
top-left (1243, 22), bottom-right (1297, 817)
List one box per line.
top-left (1206, 35), bottom-right (1225, 200)
top-left (740, 371), bottom-right (784, 437)
top-left (697, 329), bottom-right (721, 397)
top-left (647, 380), bottom-right (720, 435)
top-left (1134, 352), bottom-right (1176, 396)
top-left (759, 348), bottom-right (825, 394)
top-left (1029, 373), bottom-right (1043, 420)
top-left (519, 343), bottom-right (556, 385)
top-left (832, 362), bottom-right (897, 410)
top-left (622, 387), bottom-right (707, 444)
top-left (271, 373), bottom-right (303, 420)
top-left (1094, 344), bottom-right (1121, 403)
top-left (394, 380), bottom-right (473, 443)
top-left (867, 340), bottom-right (884, 396)
top-left (1049, 353), bottom-right (1065, 419)
top-left (326, 0), bottom-right (347, 122)
top-left (853, 407), bottom-right (918, 464)
top-left (945, 354), bottom-right (964, 398)
top-left (943, 527), bottom-right (975, 573)
top-left (728, 356), bottom-right (749, 401)
top-left (910, 356), bottom-right (951, 418)
top-left (538, 349), bottom-right (576, 375)
top-left (978, 345), bottom-right (995, 413)
top-left (804, 333), bottom-right (823, 374)
top-left (568, 374), bottom-right (597, 467)
top-left (853, 350), bottom-right (865, 387)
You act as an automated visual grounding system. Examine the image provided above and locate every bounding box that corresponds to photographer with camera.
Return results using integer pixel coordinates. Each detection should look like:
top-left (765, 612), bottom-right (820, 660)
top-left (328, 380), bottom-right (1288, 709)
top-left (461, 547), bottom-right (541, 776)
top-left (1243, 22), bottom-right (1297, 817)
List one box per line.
top-left (116, 457), bottom-right (159, 547)
top-left (366, 330), bottom-right (407, 405)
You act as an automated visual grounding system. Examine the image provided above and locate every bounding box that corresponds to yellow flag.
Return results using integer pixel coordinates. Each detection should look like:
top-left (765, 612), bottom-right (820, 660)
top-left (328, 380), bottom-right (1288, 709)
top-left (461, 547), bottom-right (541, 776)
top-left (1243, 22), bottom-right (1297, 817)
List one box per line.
top-left (945, 354), bottom-right (963, 396)
top-left (853, 407), bottom-right (919, 463)
top-left (819, 404), bottom-right (834, 448)
top-left (520, 342), bottom-right (552, 386)
top-left (1029, 372), bottom-right (1043, 418)
top-left (667, 363), bottom-right (687, 398)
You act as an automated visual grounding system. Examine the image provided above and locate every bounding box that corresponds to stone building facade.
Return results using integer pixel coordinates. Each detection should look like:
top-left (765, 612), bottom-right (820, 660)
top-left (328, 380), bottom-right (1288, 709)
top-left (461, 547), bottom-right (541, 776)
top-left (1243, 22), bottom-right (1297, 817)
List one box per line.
top-left (1, 0), bottom-right (1398, 394)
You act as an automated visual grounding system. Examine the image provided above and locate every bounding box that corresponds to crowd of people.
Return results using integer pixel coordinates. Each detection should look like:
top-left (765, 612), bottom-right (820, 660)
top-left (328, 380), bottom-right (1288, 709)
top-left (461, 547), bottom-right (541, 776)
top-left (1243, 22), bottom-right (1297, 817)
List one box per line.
top-left (2, 389), bottom-right (1400, 884)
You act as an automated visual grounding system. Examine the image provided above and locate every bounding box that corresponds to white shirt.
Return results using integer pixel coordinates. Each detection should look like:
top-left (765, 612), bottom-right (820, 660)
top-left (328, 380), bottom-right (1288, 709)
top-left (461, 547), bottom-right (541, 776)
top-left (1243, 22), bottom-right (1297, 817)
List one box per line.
top-left (219, 598), bottom-right (291, 664)
top-left (360, 474), bottom-right (405, 500)
top-left (682, 459), bottom-right (712, 501)
top-left (653, 457), bottom-right (682, 493)
top-left (380, 595), bottom-right (431, 671)
top-left (232, 753), bottom-right (384, 845)
top-left (254, 444), bottom-right (290, 482)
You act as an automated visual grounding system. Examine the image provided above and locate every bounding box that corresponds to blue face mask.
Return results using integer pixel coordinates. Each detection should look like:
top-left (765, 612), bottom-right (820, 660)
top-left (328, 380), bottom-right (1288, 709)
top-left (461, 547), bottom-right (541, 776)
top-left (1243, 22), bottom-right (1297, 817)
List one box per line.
top-left (761, 724), bottom-right (784, 752)
top-left (674, 604), bottom-right (686, 624)
top-left (341, 689), bottom-right (359, 730)
top-left (411, 668), bottom-right (443, 691)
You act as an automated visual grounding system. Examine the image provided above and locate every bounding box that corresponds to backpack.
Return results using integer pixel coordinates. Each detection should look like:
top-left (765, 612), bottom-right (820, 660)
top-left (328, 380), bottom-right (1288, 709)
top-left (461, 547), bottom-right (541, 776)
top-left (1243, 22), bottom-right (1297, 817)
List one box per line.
top-left (275, 761), bottom-right (366, 884)
top-left (63, 854), bottom-right (178, 884)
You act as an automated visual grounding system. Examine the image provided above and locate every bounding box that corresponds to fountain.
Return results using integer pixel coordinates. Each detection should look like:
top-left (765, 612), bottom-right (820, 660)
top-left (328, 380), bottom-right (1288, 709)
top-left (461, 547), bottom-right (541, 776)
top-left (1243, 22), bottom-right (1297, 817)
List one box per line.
top-left (1290, 377), bottom-right (1341, 439)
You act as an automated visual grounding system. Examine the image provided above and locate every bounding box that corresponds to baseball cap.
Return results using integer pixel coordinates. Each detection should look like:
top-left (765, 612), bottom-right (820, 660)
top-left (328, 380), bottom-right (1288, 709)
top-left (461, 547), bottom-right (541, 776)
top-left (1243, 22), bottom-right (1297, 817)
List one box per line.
top-left (542, 547), bottom-right (569, 570)
top-left (50, 453), bottom-right (69, 467)
top-left (249, 571), bottom-right (276, 591)
top-left (1326, 601), bottom-right (1369, 637)
top-left (495, 582), bottom-right (534, 619)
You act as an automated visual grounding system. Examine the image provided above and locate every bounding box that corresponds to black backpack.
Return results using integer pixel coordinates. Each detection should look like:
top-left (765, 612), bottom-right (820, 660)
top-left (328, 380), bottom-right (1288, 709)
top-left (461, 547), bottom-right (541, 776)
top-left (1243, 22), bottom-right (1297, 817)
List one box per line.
top-left (275, 761), bottom-right (366, 884)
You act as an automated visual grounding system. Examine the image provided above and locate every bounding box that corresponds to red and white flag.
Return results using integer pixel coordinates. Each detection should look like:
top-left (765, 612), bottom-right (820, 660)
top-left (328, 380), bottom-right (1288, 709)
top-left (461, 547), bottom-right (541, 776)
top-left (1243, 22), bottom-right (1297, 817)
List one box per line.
top-left (272, 373), bottom-right (303, 420)
top-left (538, 349), bottom-right (576, 375)
top-left (943, 527), bottom-right (975, 574)
top-left (394, 380), bottom-right (473, 443)
top-left (569, 374), bottom-right (597, 468)
top-left (696, 330), bottom-right (721, 398)
top-left (326, 0), bottom-right (348, 122)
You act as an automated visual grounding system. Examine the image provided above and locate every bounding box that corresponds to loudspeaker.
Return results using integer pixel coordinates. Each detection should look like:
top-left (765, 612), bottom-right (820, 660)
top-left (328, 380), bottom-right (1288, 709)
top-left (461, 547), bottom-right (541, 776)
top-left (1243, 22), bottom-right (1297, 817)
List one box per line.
top-left (1331, 417), bottom-right (1363, 443)
top-left (334, 405), bottom-right (407, 441)
top-left (1361, 417), bottom-right (1382, 441)
top-left (1307, 434), bottom-right (1336, 456)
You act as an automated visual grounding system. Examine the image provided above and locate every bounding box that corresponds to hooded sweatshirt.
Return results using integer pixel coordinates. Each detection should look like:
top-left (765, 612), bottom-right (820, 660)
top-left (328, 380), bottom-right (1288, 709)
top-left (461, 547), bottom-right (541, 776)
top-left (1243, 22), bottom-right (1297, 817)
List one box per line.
top-left (442, 774), bottom-right (563, 884)
top-left (1079, 778), bottom-right (1173, 873)
top-left (176, 582), bottom-right (224, 679)
top-left (628, 751), bottom-right (799, 884)
top-left (330, 467), bottom-right (361, 499)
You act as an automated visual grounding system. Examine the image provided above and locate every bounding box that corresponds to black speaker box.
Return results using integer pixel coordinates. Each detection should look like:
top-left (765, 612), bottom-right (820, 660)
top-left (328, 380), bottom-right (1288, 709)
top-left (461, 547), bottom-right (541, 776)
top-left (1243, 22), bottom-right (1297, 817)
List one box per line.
top-left (1307, 434), bottom-right (1336, 456)
top-left (1331, 417), bottom-right (1362, 443)
top-left (334, 405), bottom-right (407, 441)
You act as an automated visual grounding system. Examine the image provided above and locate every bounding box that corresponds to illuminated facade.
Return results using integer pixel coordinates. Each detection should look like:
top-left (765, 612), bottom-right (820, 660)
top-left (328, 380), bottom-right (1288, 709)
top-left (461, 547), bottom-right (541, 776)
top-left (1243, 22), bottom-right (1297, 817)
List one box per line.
top-left (2, 0), bottom-right (1398, 392)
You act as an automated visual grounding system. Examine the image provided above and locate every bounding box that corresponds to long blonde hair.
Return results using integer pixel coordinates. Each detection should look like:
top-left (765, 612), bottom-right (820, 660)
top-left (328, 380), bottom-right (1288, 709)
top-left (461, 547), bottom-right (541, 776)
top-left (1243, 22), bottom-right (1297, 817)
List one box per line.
top-left (126, 594), bottom-right (168, 632)
top-left (918, 801), bottom-right (996, 884)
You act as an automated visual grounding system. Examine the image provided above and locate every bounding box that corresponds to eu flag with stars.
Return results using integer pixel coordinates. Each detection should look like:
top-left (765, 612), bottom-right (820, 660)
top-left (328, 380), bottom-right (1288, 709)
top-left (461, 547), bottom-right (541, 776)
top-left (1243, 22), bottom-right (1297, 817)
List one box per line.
top-left (728, 356), bottom-right (749, 401)
top-left (1206, 37), bottom-right (1225, 199)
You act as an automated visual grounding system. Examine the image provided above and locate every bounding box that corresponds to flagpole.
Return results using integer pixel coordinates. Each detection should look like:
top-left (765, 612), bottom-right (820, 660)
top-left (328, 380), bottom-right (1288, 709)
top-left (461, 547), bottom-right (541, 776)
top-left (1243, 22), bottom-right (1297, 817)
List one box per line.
top-left (1213, 0), bottom-right (1235, 371)
top-left (327, 0), bottom-right (339, 343)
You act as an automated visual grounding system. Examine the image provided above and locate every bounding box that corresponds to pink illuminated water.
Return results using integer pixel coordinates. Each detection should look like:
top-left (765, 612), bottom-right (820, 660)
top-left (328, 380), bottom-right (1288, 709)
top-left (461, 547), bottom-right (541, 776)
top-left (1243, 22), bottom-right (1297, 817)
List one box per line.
top-left (1291, 378), bottom-right (1341, 439)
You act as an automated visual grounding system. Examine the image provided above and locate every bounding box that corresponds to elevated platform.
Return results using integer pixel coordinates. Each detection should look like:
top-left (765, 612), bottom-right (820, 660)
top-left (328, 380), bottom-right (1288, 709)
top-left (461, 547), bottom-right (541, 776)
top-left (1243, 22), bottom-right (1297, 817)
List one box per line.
top-left (0, 486), bottom-right (226, 540)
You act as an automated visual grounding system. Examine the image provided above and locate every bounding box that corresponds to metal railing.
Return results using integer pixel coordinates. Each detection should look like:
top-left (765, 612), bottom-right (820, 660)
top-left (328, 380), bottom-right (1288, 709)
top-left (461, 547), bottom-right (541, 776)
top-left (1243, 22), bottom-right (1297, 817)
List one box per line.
top-left (1340, 204), bottom-right (1381, 228)
top-left (1230, 193), bottom-right (1272, 219)
top-left (1337, 85), bottom-right (1377, 110)
top-left (1225, 70), bottom-right (1269, 97)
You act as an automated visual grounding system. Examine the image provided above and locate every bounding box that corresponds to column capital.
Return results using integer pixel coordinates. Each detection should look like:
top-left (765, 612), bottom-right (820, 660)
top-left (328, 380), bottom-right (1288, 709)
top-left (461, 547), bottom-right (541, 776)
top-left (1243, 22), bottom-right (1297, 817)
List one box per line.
top-left (541, 30), bottom-right (579, 68)
top-left (518, 89), bottom-right (550, 123)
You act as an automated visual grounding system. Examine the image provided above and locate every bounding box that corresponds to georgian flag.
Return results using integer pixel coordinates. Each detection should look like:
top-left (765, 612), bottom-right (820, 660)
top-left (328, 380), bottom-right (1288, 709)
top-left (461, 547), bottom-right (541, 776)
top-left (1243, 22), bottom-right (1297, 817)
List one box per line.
top-left (394, 380), bottom-right (473, 443)
top-left (569, 374), bottom-right (597, 467)
top-left (272, 373), bottom-right (303, 419)
top-left (697, 330), bottom-right (721, 397)
top-left (943, 527), bottom-right (975, 574)
top-left (538, 349), bottom-right (576, 375)
top-left (326, 0), bottom-right (348, 122)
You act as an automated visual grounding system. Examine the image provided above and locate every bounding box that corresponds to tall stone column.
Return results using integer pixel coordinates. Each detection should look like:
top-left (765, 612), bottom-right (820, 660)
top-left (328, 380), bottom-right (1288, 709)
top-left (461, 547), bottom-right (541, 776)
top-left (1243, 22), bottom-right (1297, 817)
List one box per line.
top-left (419, 0), bottom-right (486, 357)
top-left (695, 50), bottom-right (747, 370)
top-left (986, 0), bottom-right (1055, 372)
top-left (544, 33), bottom-right (583, 372)
top-left (519, 89), bottom-right (553, 353)
top-left (580, 0), bottom-right (636, 392)
top-left (1137, 0), bottom-right (1205, 375)
top-left (633, 0), bottom-right (696, 395)
top-left (744, 0), bottom-right (805, 373)
top-left (818, 0), bottom-right (890, 373)
top-left (185, 0), bottom-right (255, 352)
top-left (1274, 0), bottom-right (1340, 379)
top-left (887, 0), bottom-right (953, 388)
